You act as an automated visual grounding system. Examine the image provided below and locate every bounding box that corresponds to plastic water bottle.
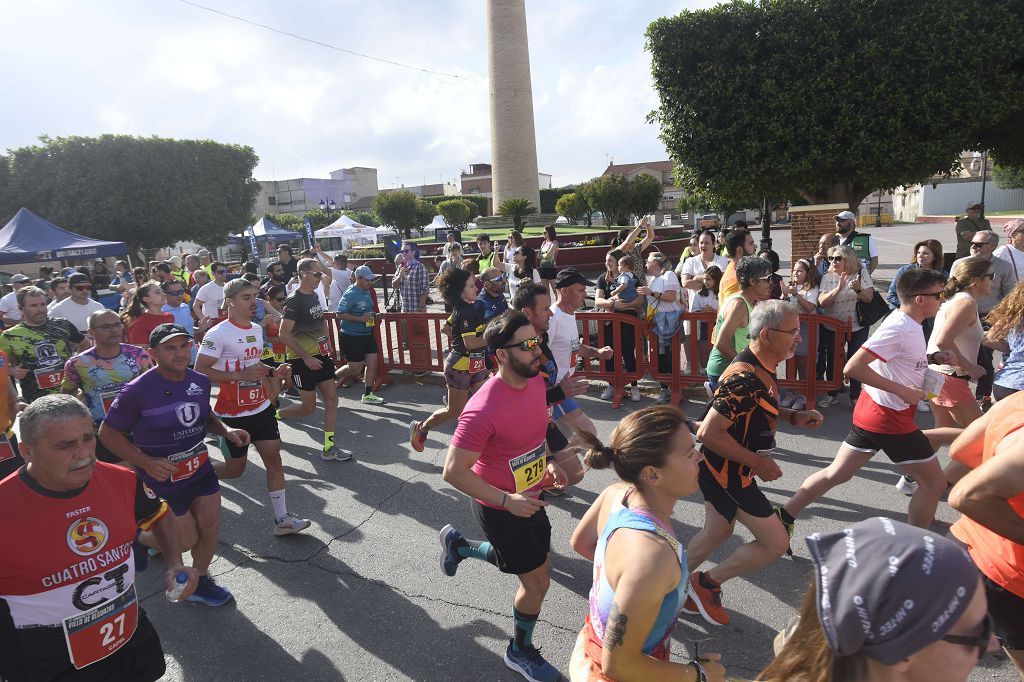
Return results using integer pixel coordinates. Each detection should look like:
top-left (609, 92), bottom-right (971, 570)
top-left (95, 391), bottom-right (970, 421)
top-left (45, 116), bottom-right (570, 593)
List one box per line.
top-left (166, 572), bottom-right (189, 602)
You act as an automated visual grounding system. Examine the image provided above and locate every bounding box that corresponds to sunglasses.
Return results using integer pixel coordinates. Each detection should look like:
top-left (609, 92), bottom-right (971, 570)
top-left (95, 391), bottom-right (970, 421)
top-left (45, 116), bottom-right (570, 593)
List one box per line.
top-left (912, 291), bottom-right (943, 299)
top-left (969, 242), bottom-right (987, 249)
top-left (485, 275), bottom-right (504, 284)
top-left (165, 289), bottom-right (184, 296)
top-left (93, 322), bottom-right (124, 332)
top-left (828, 256), bottom-right (845, 262)
top-left (501, 335), bottom-right (541, 351)
top-left (941, 613), bottom-right (993, 661)
top-left (768, 327), bottom-right (800, 336)
top-left (303, 271), bottom-right (323, 278)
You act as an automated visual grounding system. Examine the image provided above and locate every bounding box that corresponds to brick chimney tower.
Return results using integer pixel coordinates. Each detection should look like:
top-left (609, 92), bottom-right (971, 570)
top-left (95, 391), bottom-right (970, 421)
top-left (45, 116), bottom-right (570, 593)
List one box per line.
top-left (486, 0), bottom-right (541, 214)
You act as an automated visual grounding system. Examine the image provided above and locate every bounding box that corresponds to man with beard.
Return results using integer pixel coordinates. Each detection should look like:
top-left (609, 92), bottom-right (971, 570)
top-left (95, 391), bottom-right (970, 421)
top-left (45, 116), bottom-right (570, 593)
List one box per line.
top-left (835, 210), bottom-right (878, 273)
top-left (684, 300), bottom-right (824, 627)
top-left (436, 311), bottom-right (569, 682)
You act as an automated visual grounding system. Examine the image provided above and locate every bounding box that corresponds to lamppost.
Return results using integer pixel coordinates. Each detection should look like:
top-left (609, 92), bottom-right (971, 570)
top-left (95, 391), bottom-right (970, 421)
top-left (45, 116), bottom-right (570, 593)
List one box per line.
top-left (318, 199), bottom-right (338, 213)
top-left (875, 190), bottom-right (883, 228)
top-left (979, 150), bottom-right (989, 219)
top-left (760, 197), bottom-right (772, 252)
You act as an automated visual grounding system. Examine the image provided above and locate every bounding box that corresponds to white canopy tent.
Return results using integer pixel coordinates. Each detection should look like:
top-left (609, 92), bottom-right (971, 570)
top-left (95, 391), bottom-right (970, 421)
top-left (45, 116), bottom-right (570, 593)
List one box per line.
top-left (315, 215), bottom-right (379, 251)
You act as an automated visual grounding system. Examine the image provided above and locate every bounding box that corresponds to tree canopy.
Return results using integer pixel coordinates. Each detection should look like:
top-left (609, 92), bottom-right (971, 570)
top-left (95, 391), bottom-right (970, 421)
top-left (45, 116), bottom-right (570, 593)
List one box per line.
top-left (372, 190), bottom-right (423, 239)
top-left (0, 134), bottom-right (261, 257)
top-left (554, 192), bottom-right (590, 225)
top-left (646, 0), bottom-right (1024, 209)
top-left (436, 199), bottom-right (474, 230)
top-left (497, 198), bottom-right (537, 229)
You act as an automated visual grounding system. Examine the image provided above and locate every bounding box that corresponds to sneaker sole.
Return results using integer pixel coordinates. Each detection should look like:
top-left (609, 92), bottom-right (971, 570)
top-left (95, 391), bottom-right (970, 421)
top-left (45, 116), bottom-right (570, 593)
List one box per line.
top-left (686, 579), bottom-right (729, 626)
top-left (319, 453), bottom-right (337, 461)
top-left (274, 522), bottom-right (311, 536)
top-left (438, 524), bottom-right (459, 577)
top-left (186, 592), bottom-right (233, 607)
top-left (502, 651), bottom-right (550, 682)
top-left (409, 421), bottom-right (425, 452)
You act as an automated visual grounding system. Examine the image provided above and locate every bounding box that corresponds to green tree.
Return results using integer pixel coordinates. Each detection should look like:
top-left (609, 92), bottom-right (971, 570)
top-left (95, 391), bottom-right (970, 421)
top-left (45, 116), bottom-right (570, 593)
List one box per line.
top-left (583, 174), bottom-right (631, 226)
top-left (539, 187), bottom-right (574, 214)
top-left (415, 199), bottom-right (437, 236)
top-left (628, 173), bottom-right (664, 222)
top-left (646, 0), bottom-right (1024, 210)
top-left (436, 199), bottom-right (473, 230)
top-left (554, 192), bottom-right (589, 225)
top-left (265, 212), bottom-right (304, 231)
top-left (421, 194), bottom-right (487, 219)
top-left (4, 134), bottom-right (260, 257)
top-left (993, 160), bottom-right (1024, 190)
top-left (497, 198), bottom-right (537, 229)
top-left (347, 210), bottom-right (380, 227)
top-left (372, 190), bottom-right (420, 239)
top-left (302, 208), bottom-right (340, 231)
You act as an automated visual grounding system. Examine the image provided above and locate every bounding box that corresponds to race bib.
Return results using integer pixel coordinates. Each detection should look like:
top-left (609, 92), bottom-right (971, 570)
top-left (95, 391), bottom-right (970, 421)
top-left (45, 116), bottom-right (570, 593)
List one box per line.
top-left (508, 441), bottom-right (547, 494)
top-left (0, 433), bottom-right (15, 463)
top-left (62, 584), bottom-right (139, 670)
top-left (168, 442), bottom-right (209, 483)
top-left (317, 336), bottom-right (331, 356)
top-left (34, 367), bottom-right (64, 390)
top-left (570, 338), bottom-right (582, 371)
top-left (236, 379), bottom-right (266, 407)
top-left (467, 351), bottom-right (486, 373)
top-left (365, 313), bottom-right (376, 328)
top-left (101, 390), bottom-right (121, 415)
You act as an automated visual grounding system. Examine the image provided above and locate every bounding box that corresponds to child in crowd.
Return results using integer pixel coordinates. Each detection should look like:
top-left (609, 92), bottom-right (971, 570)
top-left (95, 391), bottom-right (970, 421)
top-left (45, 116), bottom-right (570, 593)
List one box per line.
top-left (780, 257), bottom-right (822, 411)
top-left (609, 255), bottom-right (638, 304)
top-left (689, 265), bottom-right (721, 370)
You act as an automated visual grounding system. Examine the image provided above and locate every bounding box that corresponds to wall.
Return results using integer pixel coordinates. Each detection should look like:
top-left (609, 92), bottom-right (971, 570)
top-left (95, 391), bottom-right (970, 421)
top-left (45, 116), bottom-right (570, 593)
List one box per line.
top-left (922, 179), bottom-right (1024, 216)
top-left (789, 203), bottom-right (847, 264)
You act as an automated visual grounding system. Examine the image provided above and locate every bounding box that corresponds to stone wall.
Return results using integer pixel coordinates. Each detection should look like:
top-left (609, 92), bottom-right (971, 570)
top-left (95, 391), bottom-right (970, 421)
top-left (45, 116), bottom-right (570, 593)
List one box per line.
top-left (789, 203), bottom-right (847, 264)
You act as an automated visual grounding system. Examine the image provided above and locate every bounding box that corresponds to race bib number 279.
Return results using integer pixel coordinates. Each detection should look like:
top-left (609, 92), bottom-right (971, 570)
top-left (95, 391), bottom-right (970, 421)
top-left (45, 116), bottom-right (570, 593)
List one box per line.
top-left (508, 441), bottom-right (547, 494)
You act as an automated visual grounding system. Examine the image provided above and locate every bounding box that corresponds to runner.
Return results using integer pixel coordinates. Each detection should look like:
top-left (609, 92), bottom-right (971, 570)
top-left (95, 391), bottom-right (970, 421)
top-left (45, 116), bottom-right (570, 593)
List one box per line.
top-left (948, 392), bottom-right (1024, 675)
top-left (277, 258), bottom-right (344, 461)
top-left (192, 261), bottom-right (228, 333)
top-left (334, 265), bottom-right (384, 404)
top-left (685, 300), bottom-right (824, 626)
top-left (0, 286), bottom-right (85, 403)
top-left (0, 395), bottom-right (198, 681)
top-left (437, 310), bottom-right (568, 682)
top-left (99, 323), bottom-right (246, 607)
top-left (477, 267), bottom-right (510, 322)
top-left (0, 344), bottom-right (25, 480)
top-left (47, 273), bottom-right (106, 335)
top-left (568, 406), bottom-right (727, 682)
top-left (259, 284), bottom-right (290, 401)
top-left (410, 269), bottom-right (488, 453)
top-left (512, 282), bottom-right (589, 490)
top-left (778, 268), bottom-right (962, 537)
top-left (195, 279), bottom-right (311, 536)
top-left (546, 268), bottom-right (612, 438)
top-left (61, 310), bottom-right (152, 464)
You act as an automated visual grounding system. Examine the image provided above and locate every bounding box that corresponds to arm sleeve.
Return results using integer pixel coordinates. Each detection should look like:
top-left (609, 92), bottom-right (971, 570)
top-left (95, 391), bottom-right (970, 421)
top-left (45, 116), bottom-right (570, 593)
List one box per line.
top-left (65, 321), bottom-right (84, 344)
top-left (861, 322), bottom-right (898, 362)
top-left (861, 270), bottom-right (874, 289)
top-left (61, 357), bottom-right (81, 390)
top-left (282, 296), bottom-right (300, 321)
top-left (335, 289), bottom-right (352, 314)
top-left (664, 271), bottom-right (681, 292)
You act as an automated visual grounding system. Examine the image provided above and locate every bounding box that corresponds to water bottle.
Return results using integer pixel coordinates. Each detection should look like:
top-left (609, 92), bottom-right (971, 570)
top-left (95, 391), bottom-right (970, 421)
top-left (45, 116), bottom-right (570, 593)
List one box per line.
top-left (166, 571), bottom-right (189, 602)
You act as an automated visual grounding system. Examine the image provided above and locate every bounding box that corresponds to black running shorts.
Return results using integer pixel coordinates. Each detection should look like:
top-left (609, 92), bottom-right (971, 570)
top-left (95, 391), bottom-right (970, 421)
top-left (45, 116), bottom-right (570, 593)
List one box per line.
top-left (289, 354), bottom-right (336, 391)
top-left (843, 424), bottom-right (935, 464)
top-left (984, 576), bottom-right (1024, 650)
top-left (472, 499), bottom-right (551, 575)
top-left (697, 464), bottom-right (773, 523)
top-left (221, 403), bottom-right (280, 458)
top-left (339, 333), bottom-right (378, 363)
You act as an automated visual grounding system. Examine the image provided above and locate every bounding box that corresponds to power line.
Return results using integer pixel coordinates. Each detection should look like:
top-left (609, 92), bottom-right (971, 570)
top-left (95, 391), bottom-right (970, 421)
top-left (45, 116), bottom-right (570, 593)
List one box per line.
top-left (175, 0), bottom-right (478, 83)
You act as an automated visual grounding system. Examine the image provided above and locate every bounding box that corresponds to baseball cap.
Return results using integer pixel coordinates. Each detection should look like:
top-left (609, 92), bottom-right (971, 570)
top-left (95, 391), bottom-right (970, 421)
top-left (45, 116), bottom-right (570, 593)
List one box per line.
top-left (68, 273), bottom-right (91, 287)
top-left (354, 265), bottom-right (378, 281)
top-left (149, 323), bottom-right (192, 347)
top-left (554, 268), bottom-right (594, 289)
top-left (9, 274), bottom-right (29, 284)
top-left (197, 248), bottom-right (211, 258)
top-left (834, 210), bottom-right (857, 222)
top-left (966, 201), bottom-right (983, 210)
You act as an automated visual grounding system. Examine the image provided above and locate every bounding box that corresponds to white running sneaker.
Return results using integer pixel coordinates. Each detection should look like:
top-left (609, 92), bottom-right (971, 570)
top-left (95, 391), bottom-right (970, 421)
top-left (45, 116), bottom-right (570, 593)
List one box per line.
top-left (916, 400), bottom-right (930, 413)
top-left (656, 388), bottom-right (672, 404)
top-left (630, 386), bottom-right (641, 402)
top-left (896, 475), bottom-right (918, 496)
top-left (321, 447), bottom-right (353, 462)
top-left (599, 385), bottom-right (616, 401)
top-left (274, 513), bottom-right (311, 536)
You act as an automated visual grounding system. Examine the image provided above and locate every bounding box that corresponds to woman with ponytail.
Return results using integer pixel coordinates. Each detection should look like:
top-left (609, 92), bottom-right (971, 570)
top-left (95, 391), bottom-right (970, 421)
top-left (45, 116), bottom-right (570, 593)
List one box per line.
top-left (122, 280), bottom-right (174, 346)
top-left (567, 406), bottom-right (726, 682)
top-left (926, 256), bottom-right (992, 430)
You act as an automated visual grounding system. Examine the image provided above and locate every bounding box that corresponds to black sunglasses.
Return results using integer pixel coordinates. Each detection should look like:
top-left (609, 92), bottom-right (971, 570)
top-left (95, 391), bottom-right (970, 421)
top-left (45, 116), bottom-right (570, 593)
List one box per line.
top-left (165, 289), bottom-right (184, 295)
top-left (828, 256), bottom-right (845, 262)
top-left (912, 291), bottom-right (943, 299)
top-left (941, 613), bottom-right (993, 661)
top-left (501, 335), bottom-right (541, 351)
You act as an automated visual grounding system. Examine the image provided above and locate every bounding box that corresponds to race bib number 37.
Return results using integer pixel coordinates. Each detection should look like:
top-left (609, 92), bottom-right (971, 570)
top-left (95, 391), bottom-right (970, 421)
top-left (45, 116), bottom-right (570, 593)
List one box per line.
top-left (508, 441), bottom-right (547, 494)
top-left (35, 367), bottom-right (64, 390)
top-left (63, 585), bottom-right (139, 670)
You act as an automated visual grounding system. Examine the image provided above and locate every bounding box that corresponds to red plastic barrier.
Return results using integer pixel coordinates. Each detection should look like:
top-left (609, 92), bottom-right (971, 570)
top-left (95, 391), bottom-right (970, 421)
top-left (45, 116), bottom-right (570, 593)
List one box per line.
top-left (373, 312), bottom-right (451, 390)
top-left (574, 311), bottom-right (647, 408)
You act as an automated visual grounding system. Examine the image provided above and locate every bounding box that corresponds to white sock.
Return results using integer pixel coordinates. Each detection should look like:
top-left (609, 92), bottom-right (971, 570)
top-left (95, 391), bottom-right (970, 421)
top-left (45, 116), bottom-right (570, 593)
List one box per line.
top-left (269, 489), bottom-right (287, 522)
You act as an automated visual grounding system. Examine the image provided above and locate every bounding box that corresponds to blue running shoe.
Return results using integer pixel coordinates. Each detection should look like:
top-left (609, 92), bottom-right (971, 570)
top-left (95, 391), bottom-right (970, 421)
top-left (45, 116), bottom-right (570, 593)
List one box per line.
top-left (438, 524), bottom-right (465, 577)
top-left (186, 575), bottom-right (233, 607)
top-left (503, 640), bottom-right (565, 682)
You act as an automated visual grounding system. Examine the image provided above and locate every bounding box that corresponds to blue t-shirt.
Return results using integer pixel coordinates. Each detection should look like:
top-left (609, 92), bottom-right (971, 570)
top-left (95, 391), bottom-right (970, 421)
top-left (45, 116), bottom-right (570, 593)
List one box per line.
top-left (475, 290), bottom-right (509, 322)
top-left (617, 272), bottom-right (638, 302)
top-left (103, 368), bottom-right (213, 488)
top-left (336, 284), bottom-right (374, 336)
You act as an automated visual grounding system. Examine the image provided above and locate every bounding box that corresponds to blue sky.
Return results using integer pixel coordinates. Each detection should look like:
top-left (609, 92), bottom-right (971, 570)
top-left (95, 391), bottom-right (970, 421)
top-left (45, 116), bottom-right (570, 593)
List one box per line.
top-left (2, 0), bottom-right (716, 188)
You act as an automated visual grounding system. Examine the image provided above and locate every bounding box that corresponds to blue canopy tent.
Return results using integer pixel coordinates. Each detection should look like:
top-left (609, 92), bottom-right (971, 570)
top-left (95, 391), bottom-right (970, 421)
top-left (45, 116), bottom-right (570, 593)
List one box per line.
top-left (230, 217), bottom-right (302, 259)
top-left (0, 208), bottom-right (127, 265)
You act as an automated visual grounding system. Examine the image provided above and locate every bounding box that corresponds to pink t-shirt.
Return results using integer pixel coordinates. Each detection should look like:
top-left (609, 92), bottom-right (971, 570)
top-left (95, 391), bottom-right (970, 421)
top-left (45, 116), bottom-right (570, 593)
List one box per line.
top-left (453, 373), bottom-right (549, 508)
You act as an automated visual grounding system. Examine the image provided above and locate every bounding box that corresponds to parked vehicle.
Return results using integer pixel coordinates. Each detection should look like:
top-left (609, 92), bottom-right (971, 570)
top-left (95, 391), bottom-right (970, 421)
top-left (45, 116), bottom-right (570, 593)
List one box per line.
top-left (699, 214), bottom-right (721, 229)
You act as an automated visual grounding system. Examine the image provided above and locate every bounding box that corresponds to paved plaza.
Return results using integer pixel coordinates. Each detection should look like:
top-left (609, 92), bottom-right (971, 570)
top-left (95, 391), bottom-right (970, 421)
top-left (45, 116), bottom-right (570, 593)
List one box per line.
top-left (135, 222), bottom-right (1017, 681)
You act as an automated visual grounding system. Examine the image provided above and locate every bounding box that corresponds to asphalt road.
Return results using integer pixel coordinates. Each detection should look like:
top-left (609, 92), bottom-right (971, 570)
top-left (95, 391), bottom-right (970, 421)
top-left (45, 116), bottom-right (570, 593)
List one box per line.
top-left (136, 222), bottom-right (1017, 681)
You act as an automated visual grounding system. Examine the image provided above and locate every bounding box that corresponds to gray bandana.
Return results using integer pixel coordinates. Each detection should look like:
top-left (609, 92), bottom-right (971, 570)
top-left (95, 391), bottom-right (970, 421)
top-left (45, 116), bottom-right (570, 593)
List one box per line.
top-left (805, 517), bottom-right (978, 665)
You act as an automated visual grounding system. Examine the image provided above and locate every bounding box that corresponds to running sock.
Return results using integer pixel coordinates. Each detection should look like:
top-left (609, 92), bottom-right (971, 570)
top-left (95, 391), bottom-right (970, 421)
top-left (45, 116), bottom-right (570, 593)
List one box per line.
top-left (324, 431), bottom-right (335, 451)
top-left (364, 384), bottom-right (372, 396)
top-left (275, 409), bottom-right (283, 421)
top-left (777, 507), bottom-right (796, 525)
top-left (455, 539), bottom-right (497, 565)
top-left (512, 608), bottom-right (539, 651)
top-left (269, 489), bottom-right (287, 522)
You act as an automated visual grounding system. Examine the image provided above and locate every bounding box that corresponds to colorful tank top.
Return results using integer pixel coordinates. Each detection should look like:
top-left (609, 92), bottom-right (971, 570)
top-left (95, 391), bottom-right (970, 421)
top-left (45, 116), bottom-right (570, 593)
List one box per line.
top-left (589, 491), bottom-right (687, 654)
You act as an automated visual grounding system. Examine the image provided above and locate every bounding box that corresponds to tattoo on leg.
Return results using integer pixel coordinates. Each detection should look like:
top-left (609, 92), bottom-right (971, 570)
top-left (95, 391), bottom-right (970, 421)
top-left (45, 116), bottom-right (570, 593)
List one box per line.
top-left (605, 602), bottom-right (628, 649)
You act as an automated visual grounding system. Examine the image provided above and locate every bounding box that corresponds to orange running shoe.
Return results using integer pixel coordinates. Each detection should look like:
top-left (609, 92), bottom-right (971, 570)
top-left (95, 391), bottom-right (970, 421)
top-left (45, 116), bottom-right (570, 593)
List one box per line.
top-left (687, 572), bottom-right (730, 626)
top-left (409, 420), bottom-right (427, 452)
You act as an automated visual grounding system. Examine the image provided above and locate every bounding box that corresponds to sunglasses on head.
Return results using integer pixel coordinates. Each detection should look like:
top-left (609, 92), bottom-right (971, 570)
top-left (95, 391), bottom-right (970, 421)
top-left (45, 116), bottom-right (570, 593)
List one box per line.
top-left (501, 335), bottom-right (541, 352)
top-left (486, 275), bottom-right (504, 284)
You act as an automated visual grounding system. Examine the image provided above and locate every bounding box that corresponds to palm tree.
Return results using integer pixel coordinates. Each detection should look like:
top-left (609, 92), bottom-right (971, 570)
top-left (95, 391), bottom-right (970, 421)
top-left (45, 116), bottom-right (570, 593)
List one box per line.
top-left (497, 198), bottom-right (537, 229)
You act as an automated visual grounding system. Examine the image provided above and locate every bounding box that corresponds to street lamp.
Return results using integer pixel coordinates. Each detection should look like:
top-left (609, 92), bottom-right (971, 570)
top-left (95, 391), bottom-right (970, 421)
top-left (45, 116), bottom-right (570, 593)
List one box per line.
top-left (875, 190), bottom-right (882, 228)
top-left (759, 197), bottom-right (772, 252)
top-left (318, 199), bottom-right (337, 212)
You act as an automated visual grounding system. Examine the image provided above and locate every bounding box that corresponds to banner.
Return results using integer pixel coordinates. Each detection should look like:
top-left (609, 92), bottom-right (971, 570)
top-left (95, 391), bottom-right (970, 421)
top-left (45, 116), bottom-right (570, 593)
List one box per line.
top-left (247, 224), bottom-right (258, 259)
top-left (303, 217), bottom-right (314, 249)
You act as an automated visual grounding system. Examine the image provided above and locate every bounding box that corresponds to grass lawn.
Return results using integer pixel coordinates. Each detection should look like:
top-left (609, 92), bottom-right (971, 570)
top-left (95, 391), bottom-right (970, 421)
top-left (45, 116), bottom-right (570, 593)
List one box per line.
top-left (408, 224), bottom-right (604, 243)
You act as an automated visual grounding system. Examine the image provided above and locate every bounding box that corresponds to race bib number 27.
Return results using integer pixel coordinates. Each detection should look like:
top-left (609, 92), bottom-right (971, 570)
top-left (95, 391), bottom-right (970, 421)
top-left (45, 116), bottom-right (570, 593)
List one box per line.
top-left (62, 585), bottom-right (139, 670)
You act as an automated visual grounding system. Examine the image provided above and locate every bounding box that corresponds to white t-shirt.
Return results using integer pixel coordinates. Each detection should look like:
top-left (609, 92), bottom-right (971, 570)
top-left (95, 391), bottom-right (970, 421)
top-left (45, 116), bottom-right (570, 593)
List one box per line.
top-left (197, 319), bottom-right (269, 418)
top-left (994, 245), bottom-right (1024, 283)
top-left (47, 297), bottom-right (107, 332)
top-left (819, 270), bottom-right (873, 331)
top-left (547, 304), bottom-right (580, 383)
top-left (195, 281), bottom-right (225, 318)
top-left (646, 271), bottom-right (683, 313)
top-left (679, 254), bottom-right (729, 280)
top-left (856, 310), bottom-right (926, 433)
top-left (327, 269), bottom-right (352, 311)
top-left (0, 292), bottom-right (22, 322)
top-left (507, 264), bottom-right (540, 302)
top-left (689, 290), bottom-right (718, 313)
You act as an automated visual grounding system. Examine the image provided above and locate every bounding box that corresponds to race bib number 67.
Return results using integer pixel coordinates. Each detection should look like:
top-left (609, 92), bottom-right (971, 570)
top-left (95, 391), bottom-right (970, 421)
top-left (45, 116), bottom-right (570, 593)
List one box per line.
top-left (508, 441), bottom-right (547, 494)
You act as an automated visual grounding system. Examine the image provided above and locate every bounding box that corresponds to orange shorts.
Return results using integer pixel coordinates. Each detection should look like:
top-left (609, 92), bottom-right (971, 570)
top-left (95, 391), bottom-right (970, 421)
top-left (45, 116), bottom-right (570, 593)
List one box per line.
top-left (931, 374), bottom-right (975, 408)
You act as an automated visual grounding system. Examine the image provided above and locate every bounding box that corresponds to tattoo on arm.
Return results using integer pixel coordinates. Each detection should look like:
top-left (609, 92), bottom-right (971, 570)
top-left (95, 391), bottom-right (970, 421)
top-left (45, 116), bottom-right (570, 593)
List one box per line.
top-left (605, 602), bottom-right (628, 650)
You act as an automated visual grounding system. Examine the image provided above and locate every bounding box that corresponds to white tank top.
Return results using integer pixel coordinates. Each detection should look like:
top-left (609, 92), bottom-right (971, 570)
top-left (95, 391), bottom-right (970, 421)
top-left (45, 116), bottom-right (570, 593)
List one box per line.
top-left (927, 292), bottom-right (983, 376)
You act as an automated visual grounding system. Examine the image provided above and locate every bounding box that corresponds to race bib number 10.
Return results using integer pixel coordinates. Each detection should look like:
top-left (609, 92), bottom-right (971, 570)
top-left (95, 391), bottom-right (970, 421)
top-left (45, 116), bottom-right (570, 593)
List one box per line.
top-left (62, 584), bottom-right (139, 670)
top-left (508, 441), bottom-right (547, 494)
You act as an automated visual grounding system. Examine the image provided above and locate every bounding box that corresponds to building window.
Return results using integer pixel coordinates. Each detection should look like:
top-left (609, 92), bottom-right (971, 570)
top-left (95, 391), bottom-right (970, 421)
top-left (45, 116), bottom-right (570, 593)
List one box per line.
top-left (268, 196), bottom-right (277, 206)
